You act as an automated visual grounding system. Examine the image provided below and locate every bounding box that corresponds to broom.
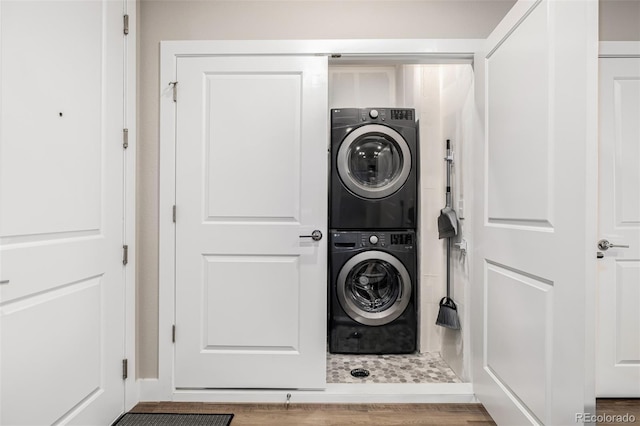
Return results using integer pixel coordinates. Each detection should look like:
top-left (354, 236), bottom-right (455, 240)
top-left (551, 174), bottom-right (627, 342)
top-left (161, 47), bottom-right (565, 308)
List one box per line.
top-left (436, 140), bottom-right (461, 330)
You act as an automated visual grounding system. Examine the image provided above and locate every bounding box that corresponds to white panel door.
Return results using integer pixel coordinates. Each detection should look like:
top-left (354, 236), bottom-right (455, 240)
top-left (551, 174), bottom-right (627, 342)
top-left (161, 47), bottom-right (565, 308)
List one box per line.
top-left (0, 1), bottom-right (126, 425)
top-left (597, 57), bottom-right (640, 397)
top-left (174, 56), bottom-right (328, 389)
top-left (472, 0), bottom-right (598, 424)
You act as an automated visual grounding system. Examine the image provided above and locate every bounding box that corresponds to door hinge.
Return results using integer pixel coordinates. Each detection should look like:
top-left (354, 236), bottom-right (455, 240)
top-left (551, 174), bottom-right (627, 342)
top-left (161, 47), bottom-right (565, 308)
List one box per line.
top-left (122, 245), bottom-right (129, 265)
top-left (172, 205), bottom-right (176, 223)
top-left (172, 325), bottom-right (176, 343)
top-left (123, 128), bottom-right (129, 149)
top-left (123, 14), bottom-right (129, 35)
top-left (169, 81), bottom-right (178, 102)
top-left (122, 358), bottom-right (128, 380)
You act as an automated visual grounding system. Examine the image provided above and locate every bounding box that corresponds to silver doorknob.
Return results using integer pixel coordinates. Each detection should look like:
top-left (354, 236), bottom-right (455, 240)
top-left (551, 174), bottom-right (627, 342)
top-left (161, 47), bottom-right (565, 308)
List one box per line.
top-left (597, 239), bottom-right (630, 251)
top-left (299, 230), bottom-right (323, 241)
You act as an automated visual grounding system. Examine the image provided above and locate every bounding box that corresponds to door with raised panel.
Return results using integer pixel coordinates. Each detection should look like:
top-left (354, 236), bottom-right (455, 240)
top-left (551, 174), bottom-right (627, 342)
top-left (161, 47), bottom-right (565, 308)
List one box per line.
top-left (472, 0), bottom-right (598, 424)
top-left (0, 1), bottom-right (126, 425)
top-left (597, 57), bottom-right (640, 397)
top-left (174, 56), bottom-right (328, 388)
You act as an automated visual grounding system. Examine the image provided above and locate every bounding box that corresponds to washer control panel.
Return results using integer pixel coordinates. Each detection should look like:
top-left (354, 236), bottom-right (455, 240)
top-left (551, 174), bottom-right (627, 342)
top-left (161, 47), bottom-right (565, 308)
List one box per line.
top-left (360, 233), bottom-right (385, 247)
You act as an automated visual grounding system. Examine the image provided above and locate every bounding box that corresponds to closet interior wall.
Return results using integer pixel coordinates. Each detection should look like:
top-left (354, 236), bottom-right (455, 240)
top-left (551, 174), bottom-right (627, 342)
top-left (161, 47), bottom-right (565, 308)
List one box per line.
top-left (328, 62), bottom-right (474, 381)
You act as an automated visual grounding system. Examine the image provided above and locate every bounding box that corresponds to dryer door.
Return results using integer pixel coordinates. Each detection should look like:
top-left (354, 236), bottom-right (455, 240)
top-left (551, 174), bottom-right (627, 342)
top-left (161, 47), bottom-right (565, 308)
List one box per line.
top-left (337, 124), bottom-right (411, 199)
top-left (337, 251), bottom-right (411, 326)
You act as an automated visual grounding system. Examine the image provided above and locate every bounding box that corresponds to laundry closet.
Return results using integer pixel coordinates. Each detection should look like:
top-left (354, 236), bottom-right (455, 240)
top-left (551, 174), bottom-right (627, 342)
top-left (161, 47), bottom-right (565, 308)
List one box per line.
top-left (156, 46), bottom-right (478, 398)
top-left (326, 59), bottom-right (475, 384)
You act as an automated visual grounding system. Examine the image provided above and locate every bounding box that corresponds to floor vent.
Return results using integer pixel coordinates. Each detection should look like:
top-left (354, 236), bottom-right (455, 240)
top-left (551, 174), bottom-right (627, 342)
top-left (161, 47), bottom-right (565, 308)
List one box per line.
top-left (350, 368), bottom-right (370, 378)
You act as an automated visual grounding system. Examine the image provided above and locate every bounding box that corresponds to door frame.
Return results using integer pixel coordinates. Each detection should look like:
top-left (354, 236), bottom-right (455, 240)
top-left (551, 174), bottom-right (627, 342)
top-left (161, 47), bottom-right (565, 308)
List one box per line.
top-left (124, 0), bottom-right (138, 411)
top-left (148, 38), bottom-right (485, 402)
top-left (596, 41), bottom-right (640, 397)
top-left (599, 42), bottom-right (640, 58)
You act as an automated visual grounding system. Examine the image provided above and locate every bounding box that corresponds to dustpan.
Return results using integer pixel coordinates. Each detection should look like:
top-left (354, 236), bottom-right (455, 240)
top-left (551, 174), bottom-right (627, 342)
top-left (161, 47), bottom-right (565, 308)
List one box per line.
top-left (438, 207), bottom-right (458, 239)
top-left (438, 140), bottom-right (458, 239)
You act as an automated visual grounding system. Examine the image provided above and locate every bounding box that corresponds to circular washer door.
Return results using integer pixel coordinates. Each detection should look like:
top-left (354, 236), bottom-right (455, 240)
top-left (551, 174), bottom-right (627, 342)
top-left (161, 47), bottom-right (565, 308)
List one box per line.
top-left (337, 124), bottom-right (411, 199)
top-left (337, 251), bottom-right (412, 326)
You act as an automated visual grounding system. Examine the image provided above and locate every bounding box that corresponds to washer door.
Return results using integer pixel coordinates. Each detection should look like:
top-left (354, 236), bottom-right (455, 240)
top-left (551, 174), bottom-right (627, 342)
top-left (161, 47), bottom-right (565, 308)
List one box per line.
top-left (337, 251), bottom-right (412, 326)
top-left (337, 124), bottom-right (412, 199)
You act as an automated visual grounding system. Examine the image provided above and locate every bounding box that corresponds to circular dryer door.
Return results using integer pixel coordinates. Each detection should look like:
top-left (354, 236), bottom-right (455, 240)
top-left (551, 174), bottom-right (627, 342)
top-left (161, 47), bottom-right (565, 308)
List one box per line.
top-left (337, 124), bottom-right (412, 199)
top-left (337, 251), bottom-right (412, 326)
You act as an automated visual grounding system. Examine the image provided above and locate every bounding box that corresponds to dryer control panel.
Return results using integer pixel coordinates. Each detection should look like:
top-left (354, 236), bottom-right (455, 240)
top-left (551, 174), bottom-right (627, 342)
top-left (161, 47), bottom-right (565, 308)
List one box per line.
top-left (331, 230), bottom-right (415, 250)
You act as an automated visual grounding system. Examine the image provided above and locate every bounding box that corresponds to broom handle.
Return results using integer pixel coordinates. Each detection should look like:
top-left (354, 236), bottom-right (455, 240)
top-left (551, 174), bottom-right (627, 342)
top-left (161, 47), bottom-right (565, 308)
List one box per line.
top-left (447, 237), bottom-right (452, 298)
top-left (446, 139), bottom-right (452, 298)
top-left (446, 140), bottom-right (452, 208)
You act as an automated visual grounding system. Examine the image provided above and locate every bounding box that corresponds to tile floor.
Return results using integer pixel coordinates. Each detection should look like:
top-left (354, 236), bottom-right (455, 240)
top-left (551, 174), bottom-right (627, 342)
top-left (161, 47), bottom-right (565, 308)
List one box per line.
top-left (326, 352), bottom-right (461, 384)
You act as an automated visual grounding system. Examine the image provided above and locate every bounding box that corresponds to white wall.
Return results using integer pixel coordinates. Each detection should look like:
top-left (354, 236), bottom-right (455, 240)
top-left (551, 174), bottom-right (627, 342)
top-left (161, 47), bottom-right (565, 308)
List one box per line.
top-left (439, 65), bottom-right (475, 381)
top-left (411, 64), bottom-right (474, 381)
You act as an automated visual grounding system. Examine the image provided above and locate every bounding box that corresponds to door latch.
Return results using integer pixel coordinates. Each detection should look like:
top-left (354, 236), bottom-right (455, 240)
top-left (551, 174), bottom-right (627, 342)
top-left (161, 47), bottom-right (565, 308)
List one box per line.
top-left (597, 239), bottom-right (630, 251)
top-left (299, 230), bottom-right (322, 241)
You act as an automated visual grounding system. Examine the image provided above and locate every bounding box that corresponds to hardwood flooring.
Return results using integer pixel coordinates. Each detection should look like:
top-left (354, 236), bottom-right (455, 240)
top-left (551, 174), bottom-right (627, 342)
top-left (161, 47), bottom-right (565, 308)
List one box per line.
top-left (131, 402), bottom-right (495, 425)
top-left (596, 399), bottom-right (640, 426)
top-left (131, 399), bottom-right (640, 426)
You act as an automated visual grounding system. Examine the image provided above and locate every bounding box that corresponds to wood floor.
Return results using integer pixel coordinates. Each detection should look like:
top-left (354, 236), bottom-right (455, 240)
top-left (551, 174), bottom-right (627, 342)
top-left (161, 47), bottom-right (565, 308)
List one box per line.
top-left (131, 400), bottom-right (640, 426)
top-left (131, 402), bottom-right (495, 425)
top-left (596, 399), bottom-right (640, 426)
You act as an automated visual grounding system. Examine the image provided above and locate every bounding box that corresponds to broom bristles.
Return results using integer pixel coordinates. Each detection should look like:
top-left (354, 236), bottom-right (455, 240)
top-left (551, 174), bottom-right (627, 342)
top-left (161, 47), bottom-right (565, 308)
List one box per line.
top-left (436, 297), bottom-right (461, 330)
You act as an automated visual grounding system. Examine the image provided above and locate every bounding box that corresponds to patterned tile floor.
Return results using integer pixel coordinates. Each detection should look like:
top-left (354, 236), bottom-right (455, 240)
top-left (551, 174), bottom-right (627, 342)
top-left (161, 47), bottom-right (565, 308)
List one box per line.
top-left (326, 352), bottom-right (461, 384)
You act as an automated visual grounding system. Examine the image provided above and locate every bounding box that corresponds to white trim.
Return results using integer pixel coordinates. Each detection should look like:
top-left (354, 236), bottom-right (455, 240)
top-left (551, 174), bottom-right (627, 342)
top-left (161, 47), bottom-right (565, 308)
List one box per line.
top-left (599, 41), bottom-right (640, 58)
top-left (170, 384), bottom-right (475, 404)
top-left (160, 39), bottom-right (483, 58)
top-left (152, 38), bottom-right (481, 403)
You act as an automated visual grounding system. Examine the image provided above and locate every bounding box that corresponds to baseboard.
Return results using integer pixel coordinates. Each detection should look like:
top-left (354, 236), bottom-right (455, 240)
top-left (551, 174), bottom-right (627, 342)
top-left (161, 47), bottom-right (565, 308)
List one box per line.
top-left (166, 383), bottom-right (475, 404)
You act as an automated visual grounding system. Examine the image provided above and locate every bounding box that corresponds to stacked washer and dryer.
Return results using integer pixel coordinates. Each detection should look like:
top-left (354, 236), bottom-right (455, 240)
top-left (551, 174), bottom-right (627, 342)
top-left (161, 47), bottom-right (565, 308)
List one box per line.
top-left (329, 108), bottom-right (419, 354)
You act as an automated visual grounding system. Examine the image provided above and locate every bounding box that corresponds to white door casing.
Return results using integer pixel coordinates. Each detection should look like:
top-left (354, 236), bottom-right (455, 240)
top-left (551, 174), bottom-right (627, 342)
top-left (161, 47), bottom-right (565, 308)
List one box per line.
top-left (153, 40), bottom-right (481, 401)
top-left (173, 55), bottom-right (328, 389)
top-left (472, 0), bottom-right (598, 424)
top-left (597, 56), bottom-right (640, 397)
top-left (0, 1), bottom-right (129, 424)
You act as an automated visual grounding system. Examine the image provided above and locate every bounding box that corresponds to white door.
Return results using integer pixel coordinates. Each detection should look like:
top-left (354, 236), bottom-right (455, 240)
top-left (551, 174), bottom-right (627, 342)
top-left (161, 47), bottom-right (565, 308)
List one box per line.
top-left (0, 1), bottom-right (127, 424)
top-left (472, 0), bottom-right (598, 424)
top-left (174, 56), bottom-right (328, 389)
top-left (597, 57), bottom-right (640, 397)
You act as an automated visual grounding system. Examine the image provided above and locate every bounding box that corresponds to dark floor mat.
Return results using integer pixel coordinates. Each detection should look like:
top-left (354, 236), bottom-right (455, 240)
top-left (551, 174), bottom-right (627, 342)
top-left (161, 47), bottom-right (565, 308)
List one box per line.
top-left (114, 413), bottom-right (233, 426)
